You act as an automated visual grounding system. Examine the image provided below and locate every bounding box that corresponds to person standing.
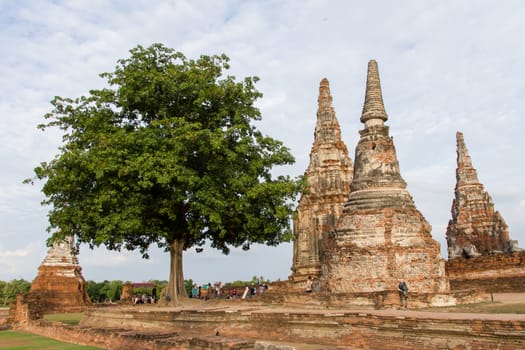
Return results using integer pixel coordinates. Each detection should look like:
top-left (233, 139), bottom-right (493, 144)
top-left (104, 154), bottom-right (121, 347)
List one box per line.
top-left (305, 276), bottom-right (313, 293)
top-left (398, 280), bottom-right (408, 308)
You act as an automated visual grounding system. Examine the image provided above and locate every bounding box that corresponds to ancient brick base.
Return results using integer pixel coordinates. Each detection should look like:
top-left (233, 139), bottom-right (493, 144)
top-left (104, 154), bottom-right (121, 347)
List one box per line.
top-left (72, 306), bottom-right (525, 350)
top-left (16, 319), bottom-right (255, 350)
top-left (30, 264), bottom-right (91, 313)
top-left (446, 252), bottom-right (525, 292)
top-left (7, 293), bottom-right (42, 325)
top-left (259, 281), bottom-right (482, 309)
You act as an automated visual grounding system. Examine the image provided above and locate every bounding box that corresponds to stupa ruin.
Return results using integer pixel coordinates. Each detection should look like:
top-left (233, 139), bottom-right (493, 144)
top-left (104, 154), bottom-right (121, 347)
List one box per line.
top-left (446, 132), bottom-right (525, 291)
top-left (29, 235), bottom-right (91, 312)
top-left (291, 78), bottom-right (353, 286)
top-left (446, 131), bottom-right (518, 258)
top-left (321, 60), bottom-right (450, 302)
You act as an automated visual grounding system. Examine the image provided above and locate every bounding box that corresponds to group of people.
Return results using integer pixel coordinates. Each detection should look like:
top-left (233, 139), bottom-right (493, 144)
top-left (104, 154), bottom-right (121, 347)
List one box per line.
top-left (190, 281), bottom-right (269, 301)
top-left (133, 293), bottom-right (157, 304)
top-left (304, 276), bottom-right (410, 308)
top-left (226, 284), bottom-right (268, 300)
top-left (191, 282), bottom-right (218, 300)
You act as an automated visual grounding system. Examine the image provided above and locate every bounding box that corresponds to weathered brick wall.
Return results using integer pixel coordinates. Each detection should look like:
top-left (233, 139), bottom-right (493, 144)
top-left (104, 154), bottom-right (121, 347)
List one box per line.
top-left (30, 265), bottom-right (91, 313)
top-left (74, 307), bottom-right (525, 350)
top-left (259, 288), bottom-right (483, 309)
top-left (446, 252), bottom-right (525, 292)
top-left (7, 293), bottom-right (42, 325)
top-left (20, 320), bottom-right (255, 350)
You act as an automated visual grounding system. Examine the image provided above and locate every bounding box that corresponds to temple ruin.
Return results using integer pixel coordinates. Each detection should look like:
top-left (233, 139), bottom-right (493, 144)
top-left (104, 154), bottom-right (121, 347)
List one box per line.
top-left (321, 60), bottom-right (450, 300)
top-left (291, 78), bottom-right (353, 286)
top-left (446, 132), bottom-right (525, 291)
top-left (284, 60), bottom-right (455, 308)
top-left (446, 131), bottom-right (519, 258)
top-left (29, 235), bottom-right (91, 312)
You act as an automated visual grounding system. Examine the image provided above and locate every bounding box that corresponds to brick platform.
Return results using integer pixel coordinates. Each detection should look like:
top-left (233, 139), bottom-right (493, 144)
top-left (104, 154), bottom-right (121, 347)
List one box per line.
top-left (69, 303), bottom-right (525, 350)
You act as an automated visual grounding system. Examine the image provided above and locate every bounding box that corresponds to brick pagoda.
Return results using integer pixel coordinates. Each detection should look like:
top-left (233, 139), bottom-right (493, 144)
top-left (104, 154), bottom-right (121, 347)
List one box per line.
top-left (445, 132), bottom-right (524, 291)
top-left (321, 60), bottom-right (450, 299)
top-left (291, 78), bottom-right (353, 286)
top-left (30, 235), bottom-right (90, 312)
top-left (446, 131), bottom-right (519, 258)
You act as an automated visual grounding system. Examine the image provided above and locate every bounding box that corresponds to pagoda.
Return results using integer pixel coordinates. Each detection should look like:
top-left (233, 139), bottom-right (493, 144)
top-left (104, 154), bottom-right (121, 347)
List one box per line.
top-left (446, 131), bottom-right (519, 259)
top-left (291, 78), bottom-right (353, 285)
top-left (30, 235), bottom-right (91, 312)
top-left (321, 60), bottom-right (449, 297)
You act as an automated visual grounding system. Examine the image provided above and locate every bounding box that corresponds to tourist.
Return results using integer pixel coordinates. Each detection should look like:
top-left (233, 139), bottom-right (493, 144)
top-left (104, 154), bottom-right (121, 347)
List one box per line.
top-left (305, 276), bottom-right (313, 293)
top-left (398, 280), bottom-right (408, 308)
top-left (258, 284), bottom-right (265, 295)
top-left (312, 277), bottom-right (320, 293)
top-left (192, 283), bottom-right (198, 298)
top-left (214, 281), bottom-right (222, 298)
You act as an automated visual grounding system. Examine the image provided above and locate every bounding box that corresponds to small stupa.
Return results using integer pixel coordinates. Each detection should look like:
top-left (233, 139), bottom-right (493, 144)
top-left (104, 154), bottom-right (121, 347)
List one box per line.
top-left (321, 60), bottom-right (449, 297)
top-left (30, 235), bottom-right (90, 312)
top-left (291, 78), bottom-right (354, 285)
top-left (446, 131), bottom-right (519, 259)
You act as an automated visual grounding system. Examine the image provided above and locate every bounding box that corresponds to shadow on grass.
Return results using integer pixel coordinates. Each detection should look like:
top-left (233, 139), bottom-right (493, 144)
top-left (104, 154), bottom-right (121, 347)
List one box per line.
top-left (44, 312), bottom-right (85, 325)
top-left (0, 330), bottom-right (102, 349)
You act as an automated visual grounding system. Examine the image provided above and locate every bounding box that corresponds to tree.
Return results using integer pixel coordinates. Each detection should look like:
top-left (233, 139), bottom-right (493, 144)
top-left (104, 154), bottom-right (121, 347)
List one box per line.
top-left (30, 43), bottom-right (303, 305)
top-left (0, 279), bottom-right (31, 306)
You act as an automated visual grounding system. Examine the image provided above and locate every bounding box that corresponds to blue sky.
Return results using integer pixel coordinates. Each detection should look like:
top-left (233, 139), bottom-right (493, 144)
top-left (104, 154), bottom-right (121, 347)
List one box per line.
top-left (1, 0), bottom-right (524, 285)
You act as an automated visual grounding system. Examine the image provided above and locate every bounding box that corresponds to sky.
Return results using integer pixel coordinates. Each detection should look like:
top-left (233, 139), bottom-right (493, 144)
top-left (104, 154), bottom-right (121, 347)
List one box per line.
top-left (1, 0), bottom-right (524, 285)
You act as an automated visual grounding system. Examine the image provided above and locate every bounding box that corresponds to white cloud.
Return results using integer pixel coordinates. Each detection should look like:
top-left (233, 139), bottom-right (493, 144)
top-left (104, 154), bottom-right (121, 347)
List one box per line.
top-left (0, 242), bottom-right (44, 278)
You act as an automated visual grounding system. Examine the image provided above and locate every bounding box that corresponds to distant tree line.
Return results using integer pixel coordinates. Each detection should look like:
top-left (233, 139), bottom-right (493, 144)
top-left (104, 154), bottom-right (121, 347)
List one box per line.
top-left (0, 279), bottom-right (31, 307)
top-left (0, 277), bottom-right (269, 307)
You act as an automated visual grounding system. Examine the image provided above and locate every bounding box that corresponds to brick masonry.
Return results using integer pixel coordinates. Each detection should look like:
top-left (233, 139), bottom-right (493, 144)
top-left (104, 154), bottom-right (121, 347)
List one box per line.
top-left (291, 78), bottom-right (353, 286)
top-left (29, 236), bottom-right (91, 313)
top-left (66, 306), bottom-right (525, 350)
top-left (320, 60), bottom-right (450, 304)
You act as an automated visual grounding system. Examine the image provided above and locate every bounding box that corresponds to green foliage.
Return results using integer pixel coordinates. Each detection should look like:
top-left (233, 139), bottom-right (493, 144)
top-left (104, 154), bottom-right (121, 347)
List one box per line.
top-left (222, 276), bottom-right (268, 287)
top-left (184, 279), bottom-right (194, 296)
top-left (29, 43), bottom-right (303, 299)
top-left (86, 280), bottom-right (122, 302)
top-left (0, 279), bottom-right (31, 307)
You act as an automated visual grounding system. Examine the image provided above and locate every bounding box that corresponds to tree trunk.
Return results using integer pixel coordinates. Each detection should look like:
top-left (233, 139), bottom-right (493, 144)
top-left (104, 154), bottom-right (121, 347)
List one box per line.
top-left (165, 238), bottom-right (187, 305)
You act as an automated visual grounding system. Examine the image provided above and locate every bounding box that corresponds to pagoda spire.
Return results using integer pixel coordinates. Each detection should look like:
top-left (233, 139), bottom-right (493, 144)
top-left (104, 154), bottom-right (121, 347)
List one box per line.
top-left (313, 78), bottom-right (342, 145)
top-left (349, 60), bottom-right (409, 198)
top-left (318, 77), bottom-right (332, 110)
top-left (360, 59), bottom-right (388, 125)
top-left (446, 131), bottom-right (516, 259)
top-left (455, 131), bottom-right (480, 186)
top-left (291, 77), bottom-right (353, 286)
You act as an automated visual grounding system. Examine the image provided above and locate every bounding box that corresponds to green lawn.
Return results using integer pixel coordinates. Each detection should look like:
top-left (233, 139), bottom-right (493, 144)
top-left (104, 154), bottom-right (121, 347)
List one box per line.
top-left (44, 313), bottom-right (84, 325)
top-left (0, 330), bottom-right (102, 349)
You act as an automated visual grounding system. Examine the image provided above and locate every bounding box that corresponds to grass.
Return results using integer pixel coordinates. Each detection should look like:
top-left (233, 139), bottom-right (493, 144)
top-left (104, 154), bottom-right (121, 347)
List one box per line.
top-left (44, 313), bottom-right (85, 325)
top-left (0, 330), bottom-right (102, 349)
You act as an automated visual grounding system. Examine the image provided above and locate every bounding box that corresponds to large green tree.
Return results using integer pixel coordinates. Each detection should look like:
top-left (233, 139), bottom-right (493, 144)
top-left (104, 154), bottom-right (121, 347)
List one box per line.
top-left (30, 44), bottom-right (302, 305)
